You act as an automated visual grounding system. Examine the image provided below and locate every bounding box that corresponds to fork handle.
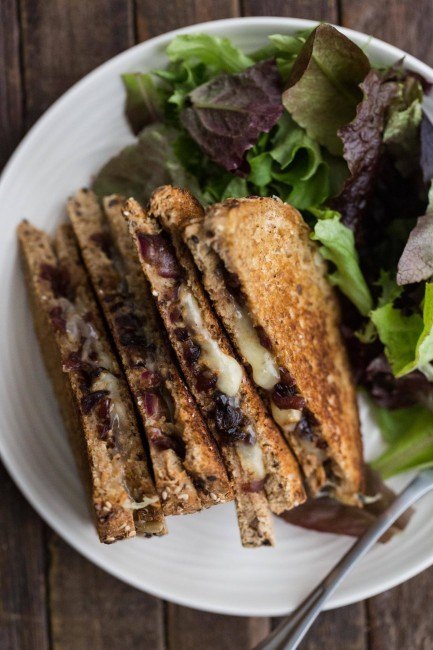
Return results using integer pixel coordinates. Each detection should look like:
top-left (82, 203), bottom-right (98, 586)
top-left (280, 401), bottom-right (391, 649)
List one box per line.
top-left (255, 472), bottom-right (433, 650)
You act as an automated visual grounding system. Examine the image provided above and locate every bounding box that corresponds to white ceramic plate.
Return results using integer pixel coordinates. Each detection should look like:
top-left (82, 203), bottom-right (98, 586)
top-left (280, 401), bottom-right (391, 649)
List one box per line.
top-left (1, 17), bottom-right (433, 616)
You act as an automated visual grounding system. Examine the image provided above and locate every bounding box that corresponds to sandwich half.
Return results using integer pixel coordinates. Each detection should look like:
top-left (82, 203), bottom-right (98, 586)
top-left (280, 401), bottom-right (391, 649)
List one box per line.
top-left (125, 196), bottom-right (306, 547)
top-left (18, 219), bottom-right (166, 542)
top-left (149, 187), bottom-right (363, 506)
top-left (67, 189), bottom-right (232, 515)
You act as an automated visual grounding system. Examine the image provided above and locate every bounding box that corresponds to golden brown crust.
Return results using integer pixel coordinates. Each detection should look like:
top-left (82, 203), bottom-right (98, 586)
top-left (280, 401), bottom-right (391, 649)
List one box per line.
top-left (103, 196), bottom-right (233, 509)
top-left (125, 197), bottom-right (275, 546)
top-left (148, 188), bottom-right (305, 514)
top-left (18, 219), bottom-right (166, 542)
top-left (67, 190), bottom-right (231, 514)
top-left (125, 195), bottom-right (308, 545)
top-left (204, 197), bottom-right (363, 505)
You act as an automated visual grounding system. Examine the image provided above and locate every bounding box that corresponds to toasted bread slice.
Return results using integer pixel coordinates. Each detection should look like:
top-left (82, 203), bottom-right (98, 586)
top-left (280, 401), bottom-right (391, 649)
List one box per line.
top-left (125, 196), bottom-right (306, 547)
top-left (191, 194), bottom-right (362, 505)
top-left (18, 219), bottom-right (166, 542)
top-left (103, 196), bottom-right (233, 510)
top-left (67, 190), bottom-right (231, 515)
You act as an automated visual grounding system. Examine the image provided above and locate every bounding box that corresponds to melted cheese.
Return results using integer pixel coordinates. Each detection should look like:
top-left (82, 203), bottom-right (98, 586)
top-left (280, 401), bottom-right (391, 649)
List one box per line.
top-left (93, 371), bottom-right (128, 431)
top-left (232, 306), bottom-right (279, 390)
top-left (236, 440), bottom-right (266, 480)
top-left (179, 287), bottom-right (242, 396)
top-left (271, 402), bottom-right (302, 432)
top-left (59, 296), bottom-right (114, 371)
top-left (125, 495), bottom-right (160, 510)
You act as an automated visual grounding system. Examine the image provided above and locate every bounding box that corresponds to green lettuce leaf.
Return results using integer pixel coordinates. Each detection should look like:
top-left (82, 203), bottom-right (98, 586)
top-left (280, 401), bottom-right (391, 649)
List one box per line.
top-left (312, 216), bottom-right (373, 315)
top-left (308, 206), bottom-right (341, 220)
top-left (154, 61), bottom-right (209, 111)
top-left (401, 282), bottom-right (433, 378)
top-left (371, 283), bottom-right (433, 378)
top-left (282, 24), bottom-right (370, 155)
top-left (370, 303), bottom-right (423, 375)
top-left (371, 403), bottom-right (427, 444)
top-left (376, 270), bottom-right (403, 307)
top-left (166, 33), bottom-right (254, 74)
top-left (267, 31), bottom-right (313, 81)
top-left (372, 406), bottom-right (433, 478)
top-left (247, 151), bottom-right (273, 187)
top-left (266, 113), bottom-right (334, 208)
top-left (383, 76), bottom-right (423, 176)
top-left (122, 73), bottom-right (164, 134)
top-left (92, 123), bottom-right (201, 205)
top-left (270, 113), bottom-right (322, 175)
top-left (273, 163), bottom-right (330, 209)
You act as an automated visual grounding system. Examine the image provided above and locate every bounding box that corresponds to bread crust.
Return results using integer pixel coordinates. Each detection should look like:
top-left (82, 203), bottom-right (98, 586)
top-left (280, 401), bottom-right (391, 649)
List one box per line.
top-left (67, 189), bottom-right (231, 514)
top-left (126, 195), bottom-right (309, 546)
top-left (203, 196), bottom-right (363, 505)
top-left (18, 219), bottom-right (166, 542)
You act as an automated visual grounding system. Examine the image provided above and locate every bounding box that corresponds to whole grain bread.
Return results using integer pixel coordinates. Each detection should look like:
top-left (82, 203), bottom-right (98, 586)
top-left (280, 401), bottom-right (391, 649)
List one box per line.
top-left (18, 219), bottom-right (166, 542)
top-left (125, 196), bottom-right (307, 546)
top-left (67, 189), bottom-right (231, 514)
top-left (202, 196), bottom-right (363, 505)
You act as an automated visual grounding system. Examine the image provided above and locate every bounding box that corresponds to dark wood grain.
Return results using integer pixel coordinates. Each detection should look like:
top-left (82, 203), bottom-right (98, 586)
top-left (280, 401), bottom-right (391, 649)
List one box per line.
top-left (135, 0), bottom-right (240, 41)
top-left (297, 604), bottom-right (366, 649)
top-left (20, 0), bottom-right (135, 128)
top-left (0, 5), bottom-right (48, 649)
top-left (0, 0), bottom-right (23, 169)
top-left (271, 603), bottom-right (367, 650)
top-left (49, 534), bottom-right (164, 650)
top-left (366, 566), bottom-right (433, 650)
top-left (241, 0), bottom-right (338, 21)
top-left (340, 0), bottom-right (433, 65)
top-left (167, 604), bottom-right (270, 650)
top-left (0, 464), bottom-right (50, 650)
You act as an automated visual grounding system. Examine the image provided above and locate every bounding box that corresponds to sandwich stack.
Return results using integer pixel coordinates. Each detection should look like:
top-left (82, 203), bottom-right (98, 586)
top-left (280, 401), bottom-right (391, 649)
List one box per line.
top-left (19, 184), bottom-right (363, 547)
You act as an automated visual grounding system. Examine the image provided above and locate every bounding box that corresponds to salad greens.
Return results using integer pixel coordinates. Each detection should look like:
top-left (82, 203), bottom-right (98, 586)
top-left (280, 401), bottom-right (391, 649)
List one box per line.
top-left (93, 24), bottom-right (433, 480)
top-left (372, 405), bottom-right (433, 478)
top-left (282, 24), bottom-right (370, 155)
top-left (312, 216), bottom-right (373, 316)
top-left (180, 59), bottom-right (283, 171)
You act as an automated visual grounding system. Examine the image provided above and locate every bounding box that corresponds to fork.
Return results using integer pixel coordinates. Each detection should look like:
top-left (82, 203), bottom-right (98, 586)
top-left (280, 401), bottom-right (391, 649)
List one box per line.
top-left (255, 468), bottom-right (433, 650)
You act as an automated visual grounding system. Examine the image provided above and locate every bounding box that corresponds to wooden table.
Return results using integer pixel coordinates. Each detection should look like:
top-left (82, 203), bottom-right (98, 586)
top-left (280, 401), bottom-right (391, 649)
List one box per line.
top-left (1, 2), bottom-right (433, 648)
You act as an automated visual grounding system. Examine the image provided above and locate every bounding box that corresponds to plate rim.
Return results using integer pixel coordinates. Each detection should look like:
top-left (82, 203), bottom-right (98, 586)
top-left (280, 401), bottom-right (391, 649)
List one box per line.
top-left (1, 15), bottom-right (433, 616)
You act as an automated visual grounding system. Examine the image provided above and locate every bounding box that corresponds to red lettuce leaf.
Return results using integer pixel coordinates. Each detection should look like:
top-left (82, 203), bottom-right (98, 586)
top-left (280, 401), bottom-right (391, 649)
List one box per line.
top-left (280, 466), bottom-right (412, 542)
top-left (180, 59), bottom-right (283, 171)
top-left (331, 70), bottom-right (398, 236)
top-left (397, 213), bottom-right (433, 285)
top-left (282, 24), bottom-right (370, 156)
top-left (365, 354), bottom-right (433, 410)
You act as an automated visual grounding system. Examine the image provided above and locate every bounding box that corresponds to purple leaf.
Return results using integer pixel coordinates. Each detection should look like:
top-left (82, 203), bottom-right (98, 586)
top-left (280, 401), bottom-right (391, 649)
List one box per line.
top-left (331, 70), bottom-right (398, 235)
top-left (365, 354), bottom-right (433, 409)
top-left (180, 59), bottom-right (283, 171)
top-left (280, 465), bottom-right (412, 542)
top-left (397, 213), bottom-right (433, 285)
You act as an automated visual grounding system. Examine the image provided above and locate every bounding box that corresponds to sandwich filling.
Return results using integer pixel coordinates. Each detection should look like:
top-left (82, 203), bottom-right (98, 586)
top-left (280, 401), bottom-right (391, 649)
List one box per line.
top-left (218, 264), bottom-right (337, 491)
top-left (90, 231), bottom-right (188, 462)
top-left (137, 231), bottom-right (267, 492)
top-left (40, 262), bottom-right (159, 511)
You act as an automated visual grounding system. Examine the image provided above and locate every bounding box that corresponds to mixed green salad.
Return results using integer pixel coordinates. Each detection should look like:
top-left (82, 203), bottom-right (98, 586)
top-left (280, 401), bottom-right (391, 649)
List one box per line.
top-left (94, 24), bottom-right (433, 482)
